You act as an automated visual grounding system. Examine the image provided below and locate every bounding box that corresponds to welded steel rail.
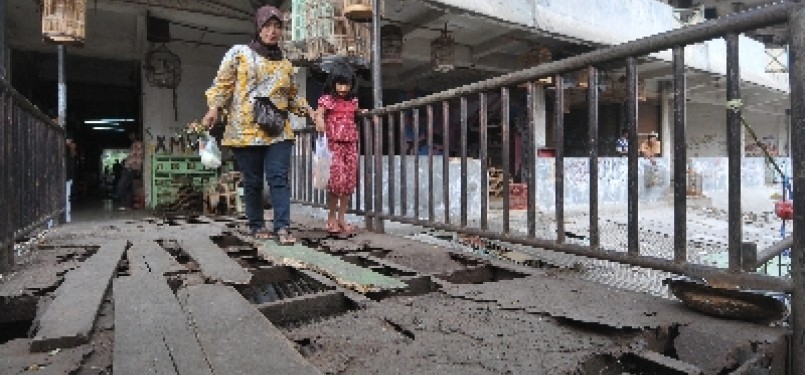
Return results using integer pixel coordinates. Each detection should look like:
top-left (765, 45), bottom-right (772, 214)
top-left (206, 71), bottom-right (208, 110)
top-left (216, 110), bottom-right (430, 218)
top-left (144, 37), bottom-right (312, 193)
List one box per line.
top-left (0, 78), bottom-right (66, 272)
top-left (291, 2), bottom-right (804, 371)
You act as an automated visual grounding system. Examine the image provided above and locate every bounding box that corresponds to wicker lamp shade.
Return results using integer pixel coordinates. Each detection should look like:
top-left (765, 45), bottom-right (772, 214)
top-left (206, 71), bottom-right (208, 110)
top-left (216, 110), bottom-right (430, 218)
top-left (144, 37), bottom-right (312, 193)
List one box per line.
top-left (431, 27), bottom-right (455, 73)
top-left (343, 0), bottom-right (372, 22)
top-left (381, 24), bottom-right (403, 65)
top-left (42, 0), bottom-right (87, 45)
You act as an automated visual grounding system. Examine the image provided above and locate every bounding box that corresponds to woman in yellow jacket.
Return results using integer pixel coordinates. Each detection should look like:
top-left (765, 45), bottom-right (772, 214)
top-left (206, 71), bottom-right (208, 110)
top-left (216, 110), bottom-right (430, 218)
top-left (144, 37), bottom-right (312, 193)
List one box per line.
top-left (202, 5), bottom-right (316, 245)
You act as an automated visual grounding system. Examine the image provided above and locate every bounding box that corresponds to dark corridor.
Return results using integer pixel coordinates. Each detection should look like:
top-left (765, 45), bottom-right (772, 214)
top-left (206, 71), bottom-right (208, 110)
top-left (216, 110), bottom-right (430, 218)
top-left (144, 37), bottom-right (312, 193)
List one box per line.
top-left (10, 49), bottom-right (142, 204)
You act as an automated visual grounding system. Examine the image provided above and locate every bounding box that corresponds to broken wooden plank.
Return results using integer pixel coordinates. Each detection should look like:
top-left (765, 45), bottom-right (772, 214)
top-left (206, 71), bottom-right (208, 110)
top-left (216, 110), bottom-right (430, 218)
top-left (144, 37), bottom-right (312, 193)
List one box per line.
top-left (1, 338), bottom-right (92, 375)
top-left (634, 350), bottom-right (703, 375)
top-left (127, 239), bottom-right (186, 276)
top-left (178, 284), bottom-right (322, 375)
top-left (257, 242), bottom-right (407, 293)
top-left (113, 274), bottom-right (213, 375)
top-left (176, 235), bottom-right (251, 284)
top-left (30, 239), bottom-right (128, 352)
top-left (257, 290), bottom-right (346, 326)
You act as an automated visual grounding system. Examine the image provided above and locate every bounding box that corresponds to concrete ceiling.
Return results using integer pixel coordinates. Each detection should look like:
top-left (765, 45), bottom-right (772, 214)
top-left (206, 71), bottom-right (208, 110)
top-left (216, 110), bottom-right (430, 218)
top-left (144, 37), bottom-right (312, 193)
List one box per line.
top-left (662, 0), bottom-right (792, 46)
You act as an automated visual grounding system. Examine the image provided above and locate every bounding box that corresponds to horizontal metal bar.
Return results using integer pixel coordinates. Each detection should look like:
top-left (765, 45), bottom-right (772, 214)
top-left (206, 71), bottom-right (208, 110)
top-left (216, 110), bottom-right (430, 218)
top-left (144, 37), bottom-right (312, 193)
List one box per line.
top-left (371, 213), bottom-right (792, 292)
top-left (756, 236), bottom-right (793, 266)
top-left (366, 2), bottom-right (794, 116)
top-left (0, 78), bottom-right (62, 130)
top-left (292, 200), bottom-right (366, 216)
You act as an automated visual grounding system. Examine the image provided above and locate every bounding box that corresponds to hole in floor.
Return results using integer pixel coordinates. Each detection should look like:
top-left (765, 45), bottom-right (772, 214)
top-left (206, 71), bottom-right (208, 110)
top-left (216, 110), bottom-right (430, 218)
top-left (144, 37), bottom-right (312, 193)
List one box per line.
top-left (157, 239), bottom-right (194, 266)
top-left (237, 269), bottom-right (335, 304)
top-left (340, 256), bottom-right (417, 277)
top-left (435, 264), bottom-right (528, 284)
top-left (116, 259), bottom-right (131, 277)
top-left (211, 234), bottom-right (251, 249)
top-left (0, 321), bottom-right (33, 345)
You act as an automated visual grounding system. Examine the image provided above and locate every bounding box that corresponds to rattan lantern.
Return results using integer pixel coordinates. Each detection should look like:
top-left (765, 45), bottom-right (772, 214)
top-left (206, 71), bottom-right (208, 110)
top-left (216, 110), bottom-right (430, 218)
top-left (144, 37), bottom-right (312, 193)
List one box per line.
top-left (343, 0), bottom-right (372, 22)
top-left (381, 24), bottom-right (403, 65)
top-left (431, 25), bottom-right (455, 73)
top-left (305, 0), bottom-right (370, 62)
top-left (42, 0), bottom-right (87, 45)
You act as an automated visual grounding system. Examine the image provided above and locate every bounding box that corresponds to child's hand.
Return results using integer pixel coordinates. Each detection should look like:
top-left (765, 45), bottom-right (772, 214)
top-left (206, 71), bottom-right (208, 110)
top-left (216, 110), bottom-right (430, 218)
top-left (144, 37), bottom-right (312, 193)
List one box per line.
top-left (315, 119), bottom-right (326, 133)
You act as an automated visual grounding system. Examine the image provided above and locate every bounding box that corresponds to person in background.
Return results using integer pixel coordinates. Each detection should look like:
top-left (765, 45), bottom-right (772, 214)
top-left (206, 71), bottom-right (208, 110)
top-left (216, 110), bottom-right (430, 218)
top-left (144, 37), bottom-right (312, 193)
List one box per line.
top-left (64, 132), bottom-right (77, 222)
top-left (116, 131), bottom-right (143, 210)
top-left (202, 5), bottom-right (317, 245)
top-left (616, 130), bottom-right (629, 156)
top-left (639, 131), bottom-right (661, 163)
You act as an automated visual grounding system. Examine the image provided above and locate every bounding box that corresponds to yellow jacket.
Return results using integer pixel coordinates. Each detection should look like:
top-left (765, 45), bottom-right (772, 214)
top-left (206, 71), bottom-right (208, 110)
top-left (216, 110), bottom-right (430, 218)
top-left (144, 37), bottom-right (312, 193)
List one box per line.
top-left (206, 45), bottom-right (309, 147)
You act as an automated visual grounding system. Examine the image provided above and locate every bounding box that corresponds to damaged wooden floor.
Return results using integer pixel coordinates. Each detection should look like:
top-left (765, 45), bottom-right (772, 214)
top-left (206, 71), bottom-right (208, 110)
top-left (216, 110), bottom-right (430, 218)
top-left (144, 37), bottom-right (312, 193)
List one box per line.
top-left (0, 212), bottom-right (789, 374)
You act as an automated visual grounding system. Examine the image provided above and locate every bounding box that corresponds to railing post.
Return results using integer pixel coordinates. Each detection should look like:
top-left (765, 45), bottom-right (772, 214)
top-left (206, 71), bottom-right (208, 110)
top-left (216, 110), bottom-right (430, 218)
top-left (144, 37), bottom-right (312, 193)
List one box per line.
top-left (626, 58), bottom-right (639, 256)
top-left (725, 33), bottom-right (743, 272)
top-left (789, 3), bottom-right (805, 375)
top-left (672, 47), bottom-right (688, 263)
top-left (373, 115), bottom-right (384, 232)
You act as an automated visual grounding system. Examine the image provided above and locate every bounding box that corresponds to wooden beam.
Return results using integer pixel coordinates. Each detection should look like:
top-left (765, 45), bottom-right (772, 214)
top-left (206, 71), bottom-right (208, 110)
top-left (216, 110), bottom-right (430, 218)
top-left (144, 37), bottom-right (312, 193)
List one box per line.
top-left (114, 274), bottom-right (214, 375)
top-left (127, 239), bottom-right (186, 276)
top-left (176, 235), bottom-right (252, 284)
top-left (31, 240), bottom-right (128, 352)
top-left (178, 284), bottom-right (322, 375)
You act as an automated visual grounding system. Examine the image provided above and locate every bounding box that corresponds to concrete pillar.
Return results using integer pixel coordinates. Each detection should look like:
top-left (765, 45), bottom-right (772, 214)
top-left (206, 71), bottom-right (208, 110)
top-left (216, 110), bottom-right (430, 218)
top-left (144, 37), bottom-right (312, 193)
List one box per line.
top-left (660, 86), bottom-right (673, 165)
top-left (291, 67), bottom-right (307, 129)
top-left (0, 0), bottom-right (6, 79)
top-left (532, 85), bottom-right (547, 149)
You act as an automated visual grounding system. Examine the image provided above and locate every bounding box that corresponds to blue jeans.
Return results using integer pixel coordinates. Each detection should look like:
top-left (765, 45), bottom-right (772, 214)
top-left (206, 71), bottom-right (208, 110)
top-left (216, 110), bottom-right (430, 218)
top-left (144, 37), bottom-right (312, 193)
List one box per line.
top-left (232, 141), bottom-right (293, 234)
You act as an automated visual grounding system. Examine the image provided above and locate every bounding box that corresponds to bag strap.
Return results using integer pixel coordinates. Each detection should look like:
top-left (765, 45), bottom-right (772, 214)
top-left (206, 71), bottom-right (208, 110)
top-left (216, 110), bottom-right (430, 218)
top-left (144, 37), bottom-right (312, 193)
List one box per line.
top-left (248, 50), bottom-right (283, 97)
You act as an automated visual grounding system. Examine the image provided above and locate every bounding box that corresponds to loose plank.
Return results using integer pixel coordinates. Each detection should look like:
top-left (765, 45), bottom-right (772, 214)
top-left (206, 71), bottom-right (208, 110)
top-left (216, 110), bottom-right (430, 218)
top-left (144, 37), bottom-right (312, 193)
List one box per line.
top-left (127, 239), bottom-right (185, 276)
top-left (175, 235), bottom-right (251, 284)
top-left (31, 239), bottom-right (127, 352)
top-left (258, 242), bottom-right (407, 293)
top-left (179, 284), bottom-right (322, 375)
top-left (113, 274), bottom-right (213, 375)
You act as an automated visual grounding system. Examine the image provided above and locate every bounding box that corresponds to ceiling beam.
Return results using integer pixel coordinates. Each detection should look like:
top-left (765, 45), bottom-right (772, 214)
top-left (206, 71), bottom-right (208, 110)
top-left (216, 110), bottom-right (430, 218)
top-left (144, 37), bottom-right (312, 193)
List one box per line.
top-left (472, 31), bottom-right (521, 59)
top-left (399, 9), bottom-right (445, 36)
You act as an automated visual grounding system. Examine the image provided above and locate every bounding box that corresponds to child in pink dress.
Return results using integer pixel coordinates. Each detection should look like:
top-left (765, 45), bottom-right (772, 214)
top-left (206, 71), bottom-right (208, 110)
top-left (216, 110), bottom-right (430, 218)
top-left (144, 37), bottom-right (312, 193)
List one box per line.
top-left (315, 70), bottom-right (365, 234)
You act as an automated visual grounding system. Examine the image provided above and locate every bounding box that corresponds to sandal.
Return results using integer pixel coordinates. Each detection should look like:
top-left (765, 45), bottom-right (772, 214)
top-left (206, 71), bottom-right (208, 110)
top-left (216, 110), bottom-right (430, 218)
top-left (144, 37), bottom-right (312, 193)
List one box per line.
top-left (325, 221), bottom-right (341, 235)
top-left (251, 227), bottom-right (274, 240)
top-left (339, 222), bottom-right (357, 235)
top-left (275, 228), bottom-right (296, 246)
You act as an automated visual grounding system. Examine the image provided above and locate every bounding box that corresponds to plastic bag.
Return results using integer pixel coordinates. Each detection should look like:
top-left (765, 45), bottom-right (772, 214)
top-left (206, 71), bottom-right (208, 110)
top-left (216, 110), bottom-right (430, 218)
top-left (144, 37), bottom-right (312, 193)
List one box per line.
top-left (199, 132), bottom-right (222, 169)
top-left (312, 134), bottom-right (331, 190)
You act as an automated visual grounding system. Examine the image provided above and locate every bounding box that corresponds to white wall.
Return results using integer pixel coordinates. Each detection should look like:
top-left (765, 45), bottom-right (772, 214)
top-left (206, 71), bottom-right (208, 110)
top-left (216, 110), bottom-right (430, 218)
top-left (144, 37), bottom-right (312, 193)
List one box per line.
top-left (678, 102), bottom-right (788, 158)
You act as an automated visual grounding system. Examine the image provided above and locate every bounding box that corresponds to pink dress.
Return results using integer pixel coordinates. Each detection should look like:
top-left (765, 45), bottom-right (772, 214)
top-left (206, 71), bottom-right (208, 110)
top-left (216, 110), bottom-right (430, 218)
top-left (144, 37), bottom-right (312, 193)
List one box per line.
top-left (318, 94), bottom-right (359, 196)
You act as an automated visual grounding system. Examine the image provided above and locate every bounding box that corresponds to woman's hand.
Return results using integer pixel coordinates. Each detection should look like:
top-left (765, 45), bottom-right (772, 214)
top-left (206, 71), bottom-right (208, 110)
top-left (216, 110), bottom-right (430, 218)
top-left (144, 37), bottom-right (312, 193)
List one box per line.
top-left (202, 107), bottom-right (219, 129)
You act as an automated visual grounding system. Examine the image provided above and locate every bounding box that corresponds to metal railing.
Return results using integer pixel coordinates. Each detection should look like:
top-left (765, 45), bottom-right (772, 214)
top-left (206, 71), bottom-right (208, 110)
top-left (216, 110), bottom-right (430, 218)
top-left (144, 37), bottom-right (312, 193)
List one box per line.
top-left (292, 1), bottom-right (803, 370)
top-left (0, 77), bottom-right (66, 272)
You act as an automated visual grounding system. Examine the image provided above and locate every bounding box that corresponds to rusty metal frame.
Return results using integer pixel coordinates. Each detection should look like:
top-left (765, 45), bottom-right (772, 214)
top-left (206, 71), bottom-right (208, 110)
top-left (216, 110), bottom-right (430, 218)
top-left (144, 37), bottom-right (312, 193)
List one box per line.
top-left (0, 77), bottom-right (65, 273)
top-left (289, 2), bottom-right (803, 370)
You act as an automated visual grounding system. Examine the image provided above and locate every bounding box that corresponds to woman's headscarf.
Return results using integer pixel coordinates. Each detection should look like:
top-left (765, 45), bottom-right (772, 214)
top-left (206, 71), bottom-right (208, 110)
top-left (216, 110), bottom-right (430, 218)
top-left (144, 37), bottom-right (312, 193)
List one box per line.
top-left (249, 5), bottom-right (284, 61)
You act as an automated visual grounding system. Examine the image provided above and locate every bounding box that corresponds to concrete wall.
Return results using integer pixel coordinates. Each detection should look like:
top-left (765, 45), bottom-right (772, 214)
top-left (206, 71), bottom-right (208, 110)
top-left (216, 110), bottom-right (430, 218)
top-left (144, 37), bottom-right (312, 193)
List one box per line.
top-left (355, 156), bottom-right (485, 222)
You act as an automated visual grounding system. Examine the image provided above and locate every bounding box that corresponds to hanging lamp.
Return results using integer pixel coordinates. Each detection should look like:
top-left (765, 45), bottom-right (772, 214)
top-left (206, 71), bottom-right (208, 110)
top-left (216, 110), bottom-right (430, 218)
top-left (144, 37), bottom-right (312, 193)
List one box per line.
top-left (42, 0), bottom-right (87, 46)
top-left (431, 24), bottom-right (455, 73)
